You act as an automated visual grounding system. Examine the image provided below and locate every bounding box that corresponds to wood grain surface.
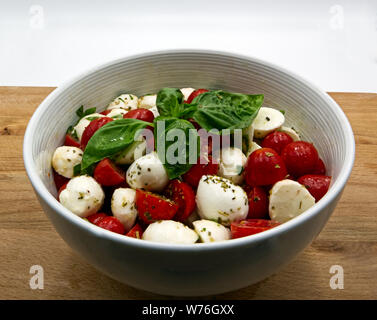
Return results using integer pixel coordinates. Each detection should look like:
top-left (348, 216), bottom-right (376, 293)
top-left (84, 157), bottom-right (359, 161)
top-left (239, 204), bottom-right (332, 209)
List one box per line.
top-left (0, 87), bottom-right (376, 300)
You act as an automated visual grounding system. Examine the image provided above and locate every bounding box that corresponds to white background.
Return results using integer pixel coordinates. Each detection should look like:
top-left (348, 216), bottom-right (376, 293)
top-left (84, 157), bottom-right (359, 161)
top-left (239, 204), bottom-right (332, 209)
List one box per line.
top-left (0, 0), bottom-right (376, 92)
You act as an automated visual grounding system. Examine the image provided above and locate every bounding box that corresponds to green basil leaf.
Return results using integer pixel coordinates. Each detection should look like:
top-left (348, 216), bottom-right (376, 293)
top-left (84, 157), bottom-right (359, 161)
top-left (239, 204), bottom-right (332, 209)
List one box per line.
top-left (192, 90), bottom-right (264, 132)
top-left (179, 103), bottom-right (198, 120)
top-left (81, 118), bottom-right (152, 173)
top-left (73, 163), bottom-right (81, 176)
top-left (156, 88), bottom-right (184, 117)
top-left (75, 105), bottom-right (96, 120)
top-left (76, 105), bottom-right (85, 118)
top-left (154, 116), bottom-right (199, 179)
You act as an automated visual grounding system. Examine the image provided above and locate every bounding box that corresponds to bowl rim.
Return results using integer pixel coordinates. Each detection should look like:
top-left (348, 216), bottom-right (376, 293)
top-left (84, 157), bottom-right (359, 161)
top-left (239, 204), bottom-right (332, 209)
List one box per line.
top-left (23, 49), bottom-right (355, 252)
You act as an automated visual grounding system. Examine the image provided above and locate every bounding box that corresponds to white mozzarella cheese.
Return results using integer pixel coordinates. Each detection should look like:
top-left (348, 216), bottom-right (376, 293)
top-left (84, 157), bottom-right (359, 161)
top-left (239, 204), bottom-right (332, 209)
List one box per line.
top-left (148, 106), bottom-right (160, 117)
top-left (73, 113), bottom-right (105, 142)
top-left (106, 108), bottom-right (128, 118)
top-left (180, 88), bottom-right (195, 101)
top-left (252, 107), bottom-right (285, 139)
top-left (218, 147), bottom-right (247, 185)
top-left (269, 179), bottom-right (315, 223)
top-left (59, 175), bottom-right (104, 218)
top-left (107, 94), bottom-right (138, 111)
top-left (126, 152), bottom-right (169, 192)
top-left (111, 188), bottom-right (138, 232)
top-left (138, 94), bottom-right (157, 109)
top-left (246, 141), bottom-right (262, 157)
top-left (115, 139), bottom-right (147, 165)
top-left (192, 219), bottom-right (231, 243)
top-left (196, 175), bottom-right (249, 226)
top-left (142, 220), bottom-right (199, 244)
top-left (280, 126), bottom-right (300, 141)
top-left (52, 146), bottom-right (83, 178)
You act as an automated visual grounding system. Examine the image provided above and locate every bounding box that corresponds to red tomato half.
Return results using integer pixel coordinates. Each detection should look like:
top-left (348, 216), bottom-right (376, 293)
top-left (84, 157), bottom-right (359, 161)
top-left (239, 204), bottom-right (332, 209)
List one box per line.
top-left (246, 186), bottom-right (269, 219)
top-left (57, 182), bottom-right (68, 198)
top-left (123, 108), bottom-right (154, 123)
top-left (81, 117), bottom-right (113, 149)
top-left (182, 155), bottom-right (219, 188)
top-left (164, 180), bottom-right (196, 221)
top-left (312, 158), bottom-right (326, 175)
top-left (53, 170), bottom-right (69, 190)
top-left (262, 131), bottom-right (293, 154)
top-left (231, 219), bottom-right (280, 239)
top-left (87, 212), bottom-right (108, 225)
top-left (297, 174), bottom-right (331, 202)
top-left (126, 223), bottom-right (143, 239)
top-left (244, 148), bottom-right (287, 187)
top-left (64, 134), bottom-right (81, 148)
top-left (100, 109), bottom-right (112, 116)
top-left (97, 216), bottom-right (125, 234)
top-left (281, 141), bottom-right (319, 177)
top-left (186, 89), bottom-right (209, 104)
top-left (135, 189), bottom-right (179, 224)
top-left (94, 158), bottom-right (126, 186)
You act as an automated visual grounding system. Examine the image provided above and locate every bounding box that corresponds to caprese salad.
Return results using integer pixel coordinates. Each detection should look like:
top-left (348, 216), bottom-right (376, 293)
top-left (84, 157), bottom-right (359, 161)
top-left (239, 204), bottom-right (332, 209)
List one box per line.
top-left (52, 87), bottom-right (331, 244)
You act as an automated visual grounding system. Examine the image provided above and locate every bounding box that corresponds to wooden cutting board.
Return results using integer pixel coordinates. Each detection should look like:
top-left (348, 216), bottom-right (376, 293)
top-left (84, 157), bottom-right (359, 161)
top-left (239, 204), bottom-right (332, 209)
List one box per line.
top-left (0, 87), bottom-right (376, 300)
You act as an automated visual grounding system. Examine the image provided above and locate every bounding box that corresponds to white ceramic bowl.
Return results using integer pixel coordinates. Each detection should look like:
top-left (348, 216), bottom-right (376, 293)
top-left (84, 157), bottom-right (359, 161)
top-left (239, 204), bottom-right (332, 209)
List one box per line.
top-left (23, 50), bottom-right (354, 296)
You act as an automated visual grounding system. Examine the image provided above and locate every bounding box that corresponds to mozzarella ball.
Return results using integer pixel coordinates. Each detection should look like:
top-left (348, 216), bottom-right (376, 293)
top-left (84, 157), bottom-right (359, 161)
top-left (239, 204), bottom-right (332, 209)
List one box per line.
top-left (142, 220), bottom-right (198, 244)
top-left (280, 126), bottom-right (300, 141)
top-left (111, 188), bottom-right (137, 232)
top-left (115, 139), bottom-right (147, 165)
top-left (138, 94), bottom-right (157, 109)
top-left (196, 175), bottom-right (249, 226)
top-left (126, 152), bottom-right (169, 192)
top-left (180, 88), bottom-right (195, 101)
top-left (59, 175), bottom-right (104, 218)
top-left (52, 146), bottom-right (83, 178)
top-left (246, 141), bottom-right (262, 157)
top-left (252, 107), bottom-right (285, 139)
top-left (149, 106), bottom-right (160, 117)
top-left (269, 179), bottom-right (315, 223)
top-left (107, 94), bottom-right (138, 111)
top-left (106, 108), bottom-right (128, 118)
top-left (193, 220), bottom-right (231, 243)
top-left (73, 113), bottom-right (105, 142)
top-left (218, 147), bottom-right (247, 185)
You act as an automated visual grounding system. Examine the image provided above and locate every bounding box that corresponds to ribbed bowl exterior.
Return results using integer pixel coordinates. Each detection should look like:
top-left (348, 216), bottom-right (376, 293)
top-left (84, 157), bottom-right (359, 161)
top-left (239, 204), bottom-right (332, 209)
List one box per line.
top-left (24, 50), bottom-right (354, 296)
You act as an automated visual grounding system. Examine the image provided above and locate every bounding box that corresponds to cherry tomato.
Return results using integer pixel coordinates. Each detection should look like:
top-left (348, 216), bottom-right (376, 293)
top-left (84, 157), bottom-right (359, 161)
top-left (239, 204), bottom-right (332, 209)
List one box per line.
top-left (57, 182), bottom-right (68, 198)
top-left (53, 170), bottom-right (69, 190)
top-left (188, 118), bottom-right (201, 130)
top-left (123, 108), bottom-right (154, 123)
top-left (246, 186), bottom-right (269, 219)
top-left (231, 219), bottom-right (280, 239)
top-left (312, 158), bottom-right (326, 175)
top-left (281, 141), bottom-right (319, 177)
top-left (93, 158), bottom-right (126, 186)
top-left (135, 189), bottom-right (179, 224)
top-left (297, 174), bottom-right (331, 202)
top-left (97, 216), bottom-right (125, 234)
top-left (100, 109), bottom-right (112, 116)
top-left (182, 155), bottom-right (219, 188)
top-left (81, 117), bottom-right (113, 149)
top-left (64, 134), bottom-right (81, 148)
top-left (164, 180), bottom-right (196, 221)
top-left (186, 89), bottom-right (209, 104)
top-left (125, 223), bottom-right (143, 239)
top-left (244, 148), bottom-right (287, 186)
top-left (262, 131), bottom-right (293, 154)
top-left (87, 212), bottom-right (108, 225)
